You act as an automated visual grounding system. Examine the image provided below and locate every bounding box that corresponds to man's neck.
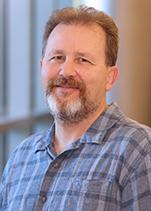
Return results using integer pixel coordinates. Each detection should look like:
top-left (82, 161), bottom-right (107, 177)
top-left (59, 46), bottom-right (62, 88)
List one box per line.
top-left (53, 101), bottom-right (108, 154)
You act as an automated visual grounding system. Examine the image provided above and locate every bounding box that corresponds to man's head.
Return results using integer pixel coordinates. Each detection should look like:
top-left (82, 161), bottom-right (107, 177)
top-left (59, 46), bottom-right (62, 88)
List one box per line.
top-left (42, 5), bottom-right (119, 67)
top-left (41, 5), bottom-right (119, 124)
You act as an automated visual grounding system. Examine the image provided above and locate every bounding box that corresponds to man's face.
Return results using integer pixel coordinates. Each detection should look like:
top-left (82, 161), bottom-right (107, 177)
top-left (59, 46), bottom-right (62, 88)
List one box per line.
top-left (41, 23), bottom-right (117, 124)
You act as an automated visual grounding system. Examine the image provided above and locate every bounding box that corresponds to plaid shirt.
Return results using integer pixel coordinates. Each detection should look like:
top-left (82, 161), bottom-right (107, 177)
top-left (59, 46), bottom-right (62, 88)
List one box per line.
top-left (0, 103), bottom-right (151, 211)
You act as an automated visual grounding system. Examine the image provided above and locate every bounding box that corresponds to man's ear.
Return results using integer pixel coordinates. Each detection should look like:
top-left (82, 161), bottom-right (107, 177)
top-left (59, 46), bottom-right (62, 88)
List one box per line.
top-left (106, 66), bottom-right (118, 91)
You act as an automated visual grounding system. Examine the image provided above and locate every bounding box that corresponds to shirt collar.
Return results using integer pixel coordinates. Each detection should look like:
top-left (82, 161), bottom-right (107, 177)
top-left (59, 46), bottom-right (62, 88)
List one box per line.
top-left (80, 102), bottom-right (126, 144)
top-left (34, 123), bottom-right (55, 153)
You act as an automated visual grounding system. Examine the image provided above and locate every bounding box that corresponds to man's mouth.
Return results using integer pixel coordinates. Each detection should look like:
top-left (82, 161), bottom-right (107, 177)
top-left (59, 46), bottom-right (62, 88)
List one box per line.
top-left (55, 85), bottom-right (79, 89)
top-left (55, 85), bottom-right (79, 91)
top-left (54, 85), bottom-right (80, 96)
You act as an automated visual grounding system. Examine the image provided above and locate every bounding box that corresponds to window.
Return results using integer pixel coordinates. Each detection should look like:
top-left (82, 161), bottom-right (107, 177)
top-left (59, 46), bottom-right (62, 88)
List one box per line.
top-left (0, 0), bottom-right (4, 115)
top-left (0, 0), bottom-right (57, 177)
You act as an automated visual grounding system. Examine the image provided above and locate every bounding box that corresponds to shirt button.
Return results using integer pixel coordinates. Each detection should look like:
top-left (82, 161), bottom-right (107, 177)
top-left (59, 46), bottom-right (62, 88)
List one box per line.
top-left (53, 162), bottom-right (59, 168)
top-left (41, 195), bottom-right (47, 203)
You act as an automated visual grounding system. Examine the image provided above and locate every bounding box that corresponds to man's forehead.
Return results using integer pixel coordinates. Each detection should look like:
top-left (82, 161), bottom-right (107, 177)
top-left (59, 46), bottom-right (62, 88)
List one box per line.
top-left (46, 23), bottom-right (106, 50)
top-left (44, 23), bottom-right (106, 60)
top-left (49, 22), bottom-right (105, 38)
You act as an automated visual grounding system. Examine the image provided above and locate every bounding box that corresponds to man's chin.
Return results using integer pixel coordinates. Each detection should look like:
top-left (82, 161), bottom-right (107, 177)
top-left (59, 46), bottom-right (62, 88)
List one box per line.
top-left (47, 93), bottom-right (76, 107)
top-left (47, 92), bottom-right (80, 105)
top-left (46, 95), bottom-right (84, 121)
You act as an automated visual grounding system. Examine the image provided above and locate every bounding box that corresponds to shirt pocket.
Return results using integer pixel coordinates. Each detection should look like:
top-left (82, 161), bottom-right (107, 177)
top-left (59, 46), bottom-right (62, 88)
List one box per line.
top-left (73, 178), bottom-right (116, 193)
top-left (81, 178), bottom-right (111, 194)
top-left (68, 178), bottom-right (120, 211)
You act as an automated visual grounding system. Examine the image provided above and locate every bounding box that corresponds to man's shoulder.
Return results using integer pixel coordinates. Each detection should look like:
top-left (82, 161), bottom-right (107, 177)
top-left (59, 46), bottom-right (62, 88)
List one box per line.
top-left (106, 103), bottom-right (151, 141)
top-left (1, 129), bottom-right (51, 181)
top-left (118, 116), bottom-right (151, 141)
top-left (104, 106), bottom-right (151, 159)
top-left (112, 117), bottom-right (151, 164)
top-left (14, 129), bottom-right (51, 154)
top-left (5, 129), bottom-right (51, 167)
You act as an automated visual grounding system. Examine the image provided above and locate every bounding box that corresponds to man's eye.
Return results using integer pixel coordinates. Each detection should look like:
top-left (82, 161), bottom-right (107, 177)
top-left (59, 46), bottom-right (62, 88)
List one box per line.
top-left (49, 55), bottom-right (65, 61)
top-left (78, 57), bottom-right (91, 64)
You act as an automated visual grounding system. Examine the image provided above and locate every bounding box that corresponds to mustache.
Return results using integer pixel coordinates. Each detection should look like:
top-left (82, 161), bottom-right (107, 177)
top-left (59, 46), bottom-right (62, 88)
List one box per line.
top-left (46, 76), bottom-right (85, 96)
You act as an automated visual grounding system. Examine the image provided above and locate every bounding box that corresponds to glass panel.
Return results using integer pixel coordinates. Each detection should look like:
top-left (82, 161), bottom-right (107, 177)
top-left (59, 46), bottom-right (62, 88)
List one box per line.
top-left (0, 134), bottom-right (5, 177)
top-left (0, 0), bottom-right (4, 114)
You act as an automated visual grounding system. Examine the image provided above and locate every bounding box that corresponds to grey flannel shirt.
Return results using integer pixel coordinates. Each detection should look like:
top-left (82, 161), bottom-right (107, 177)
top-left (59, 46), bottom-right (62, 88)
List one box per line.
top-left (0, 103), bottom-right (151, 211)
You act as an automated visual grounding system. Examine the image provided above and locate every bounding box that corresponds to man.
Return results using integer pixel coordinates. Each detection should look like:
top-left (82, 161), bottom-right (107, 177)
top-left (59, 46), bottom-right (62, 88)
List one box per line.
top-left (0, 5), bottom-right (151, 211)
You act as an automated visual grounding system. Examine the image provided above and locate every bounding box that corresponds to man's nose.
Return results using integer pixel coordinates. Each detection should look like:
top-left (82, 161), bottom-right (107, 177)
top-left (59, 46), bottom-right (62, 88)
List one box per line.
top-left (59, 59), bottom-right (77, 77)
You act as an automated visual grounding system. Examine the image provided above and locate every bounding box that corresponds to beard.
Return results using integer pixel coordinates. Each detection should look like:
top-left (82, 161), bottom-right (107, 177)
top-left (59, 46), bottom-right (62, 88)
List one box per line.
top-left (45, 75), bottom-right (100, 124)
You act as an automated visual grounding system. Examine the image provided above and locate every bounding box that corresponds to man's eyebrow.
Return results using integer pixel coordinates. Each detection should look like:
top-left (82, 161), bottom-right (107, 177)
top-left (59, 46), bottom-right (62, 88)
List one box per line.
top-left (47, 49), bottom-right (65, 56)
top-left (46, 49), bottom-right (64, 57)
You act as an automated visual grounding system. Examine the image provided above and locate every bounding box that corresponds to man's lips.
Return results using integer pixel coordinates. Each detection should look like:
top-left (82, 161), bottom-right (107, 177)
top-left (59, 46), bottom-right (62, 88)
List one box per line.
top-left (54, 85), bottom-right (79, 94)
top-left (55, 85), bottom-right (79, 89)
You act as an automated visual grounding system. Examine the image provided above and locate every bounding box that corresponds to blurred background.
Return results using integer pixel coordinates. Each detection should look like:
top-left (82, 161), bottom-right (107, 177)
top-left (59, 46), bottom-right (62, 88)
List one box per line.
top-left (0, 0), bottom-right (151, 177)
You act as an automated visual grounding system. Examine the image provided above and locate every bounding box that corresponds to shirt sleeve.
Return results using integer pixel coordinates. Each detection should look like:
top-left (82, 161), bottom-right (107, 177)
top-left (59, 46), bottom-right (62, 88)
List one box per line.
top-left (0, 171), bottom-right (5, 209)
top-left (0, 149), bottom-right (17, 210)
top-left (0, 182), bottom-right (2, 209)
top-left (121, 151), bottom-right (151, 210)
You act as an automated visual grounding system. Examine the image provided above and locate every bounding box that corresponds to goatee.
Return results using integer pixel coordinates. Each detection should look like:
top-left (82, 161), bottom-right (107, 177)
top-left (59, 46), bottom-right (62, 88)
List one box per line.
top-left (45, 75), bottom-right (99, 124)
